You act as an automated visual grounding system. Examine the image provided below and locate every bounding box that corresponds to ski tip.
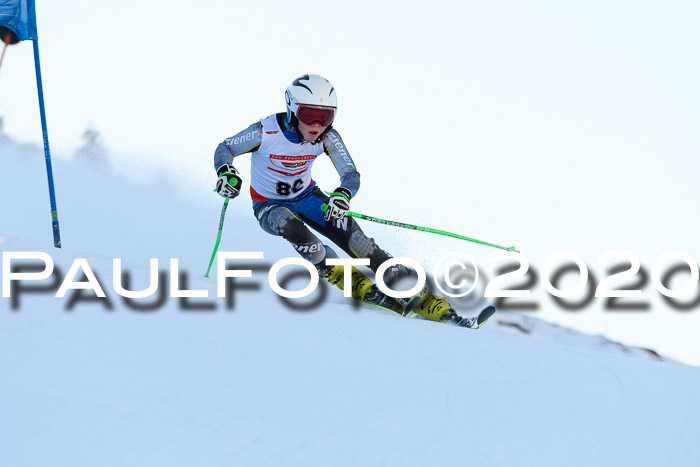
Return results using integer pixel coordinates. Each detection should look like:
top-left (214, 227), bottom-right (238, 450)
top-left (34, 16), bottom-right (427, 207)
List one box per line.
top-left (203, 274), bottom-right (210, 279)
top-left (477, 306), bottom-right (496, 327)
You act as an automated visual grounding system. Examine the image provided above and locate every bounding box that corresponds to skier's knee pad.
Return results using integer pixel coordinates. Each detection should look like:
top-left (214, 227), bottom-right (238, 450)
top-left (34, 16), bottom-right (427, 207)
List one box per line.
top-left (348, 227), bottom-right (414, 284)
top-left (349, 228), bottom-right (399, 272)
top-left (257, 205), bottom-right (303, 237)
top-left (349, 229), bottom-right (377, 258)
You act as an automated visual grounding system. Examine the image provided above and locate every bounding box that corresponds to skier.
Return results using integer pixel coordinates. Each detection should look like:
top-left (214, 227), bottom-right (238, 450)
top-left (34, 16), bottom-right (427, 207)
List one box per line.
top-left (213, 74), bottom-right (455, 322)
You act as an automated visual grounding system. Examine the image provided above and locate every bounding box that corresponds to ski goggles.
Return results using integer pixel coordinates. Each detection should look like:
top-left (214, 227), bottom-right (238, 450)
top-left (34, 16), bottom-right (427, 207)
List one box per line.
top-left (296, 105), bottom-right (335, 127)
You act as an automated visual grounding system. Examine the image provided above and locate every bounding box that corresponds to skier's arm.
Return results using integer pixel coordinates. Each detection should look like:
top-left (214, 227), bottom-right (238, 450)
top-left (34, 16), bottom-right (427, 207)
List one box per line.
top-left (213, 121), bottom-right (263, 170)
top-left (213, 122), bottom-right (262, 199)
top-left (324, 129), bottom-right (360, 197)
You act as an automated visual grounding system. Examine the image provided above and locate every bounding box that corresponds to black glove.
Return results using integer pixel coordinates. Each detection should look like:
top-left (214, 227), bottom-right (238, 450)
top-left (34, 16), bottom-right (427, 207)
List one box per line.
top-left (324, 186), bottom-right (352, 221)
top-left (215, 164), bottom-right (242, 199)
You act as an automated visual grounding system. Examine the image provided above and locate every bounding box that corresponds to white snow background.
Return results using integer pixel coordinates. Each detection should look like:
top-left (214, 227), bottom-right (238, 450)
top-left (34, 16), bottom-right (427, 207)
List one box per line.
top-left (2, 129), bottom-right (700, 466)
top-left (2, 1), bottom-right (700, 465)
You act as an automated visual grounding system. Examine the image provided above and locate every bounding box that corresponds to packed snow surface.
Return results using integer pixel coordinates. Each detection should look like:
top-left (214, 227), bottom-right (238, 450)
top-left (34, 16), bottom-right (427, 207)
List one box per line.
top-left (2, 141), bottom-right (699, 466)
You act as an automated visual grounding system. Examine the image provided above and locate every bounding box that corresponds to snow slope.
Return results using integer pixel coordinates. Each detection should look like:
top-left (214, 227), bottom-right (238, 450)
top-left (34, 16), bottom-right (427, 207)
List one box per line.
top-left (2, 140), bottom-right (700, 466)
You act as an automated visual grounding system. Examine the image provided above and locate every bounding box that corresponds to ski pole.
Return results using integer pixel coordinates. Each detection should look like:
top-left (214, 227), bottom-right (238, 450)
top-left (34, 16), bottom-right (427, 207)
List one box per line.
top-left (346, 210), bottom-right (520, 253)
top-left (204, 198), bottom-right (230, 278)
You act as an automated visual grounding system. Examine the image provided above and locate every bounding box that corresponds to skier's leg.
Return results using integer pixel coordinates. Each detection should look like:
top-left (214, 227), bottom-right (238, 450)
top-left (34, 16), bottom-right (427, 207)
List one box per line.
top-left (254, 203), bottom-right (325, 265)
top-left (254, 202), bottom-right (373, 300)
top-left (290, 189), bottom-right (451, 320)
top-left (292, 188), bottom-right (413, 285)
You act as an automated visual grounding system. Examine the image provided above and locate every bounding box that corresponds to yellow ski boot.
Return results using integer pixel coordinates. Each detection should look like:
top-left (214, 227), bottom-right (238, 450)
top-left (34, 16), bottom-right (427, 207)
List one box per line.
top-left (413, 287), bottom-right (497, 328)
top-left (322, 264), bottom-right (411, 313)
top-left (414, 287), bottom-right (452, 322)
top-left (322, 265), bottom-right (374, 301)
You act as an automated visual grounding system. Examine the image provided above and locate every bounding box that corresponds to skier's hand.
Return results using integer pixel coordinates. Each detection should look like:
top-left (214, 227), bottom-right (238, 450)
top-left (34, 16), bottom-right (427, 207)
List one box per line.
top-left (323, 187), bottom-right (351, 222)
top-left (215, 164), bottom-right (242, 199)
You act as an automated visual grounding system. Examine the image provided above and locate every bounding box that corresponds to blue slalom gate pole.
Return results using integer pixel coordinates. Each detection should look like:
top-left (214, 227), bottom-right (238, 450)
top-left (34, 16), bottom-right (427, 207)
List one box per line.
top-left (32, 38), bottom-right (61, 248)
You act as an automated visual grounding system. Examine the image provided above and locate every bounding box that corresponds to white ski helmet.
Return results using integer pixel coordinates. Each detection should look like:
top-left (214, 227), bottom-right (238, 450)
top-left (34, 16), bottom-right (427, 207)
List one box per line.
top-left (285, 74), bottom-right (337, 126)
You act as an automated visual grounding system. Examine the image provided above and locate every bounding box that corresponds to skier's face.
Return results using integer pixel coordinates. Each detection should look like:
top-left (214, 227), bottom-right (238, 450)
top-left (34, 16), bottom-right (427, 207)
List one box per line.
top-left (297, 120), bottom-right (327, 143)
